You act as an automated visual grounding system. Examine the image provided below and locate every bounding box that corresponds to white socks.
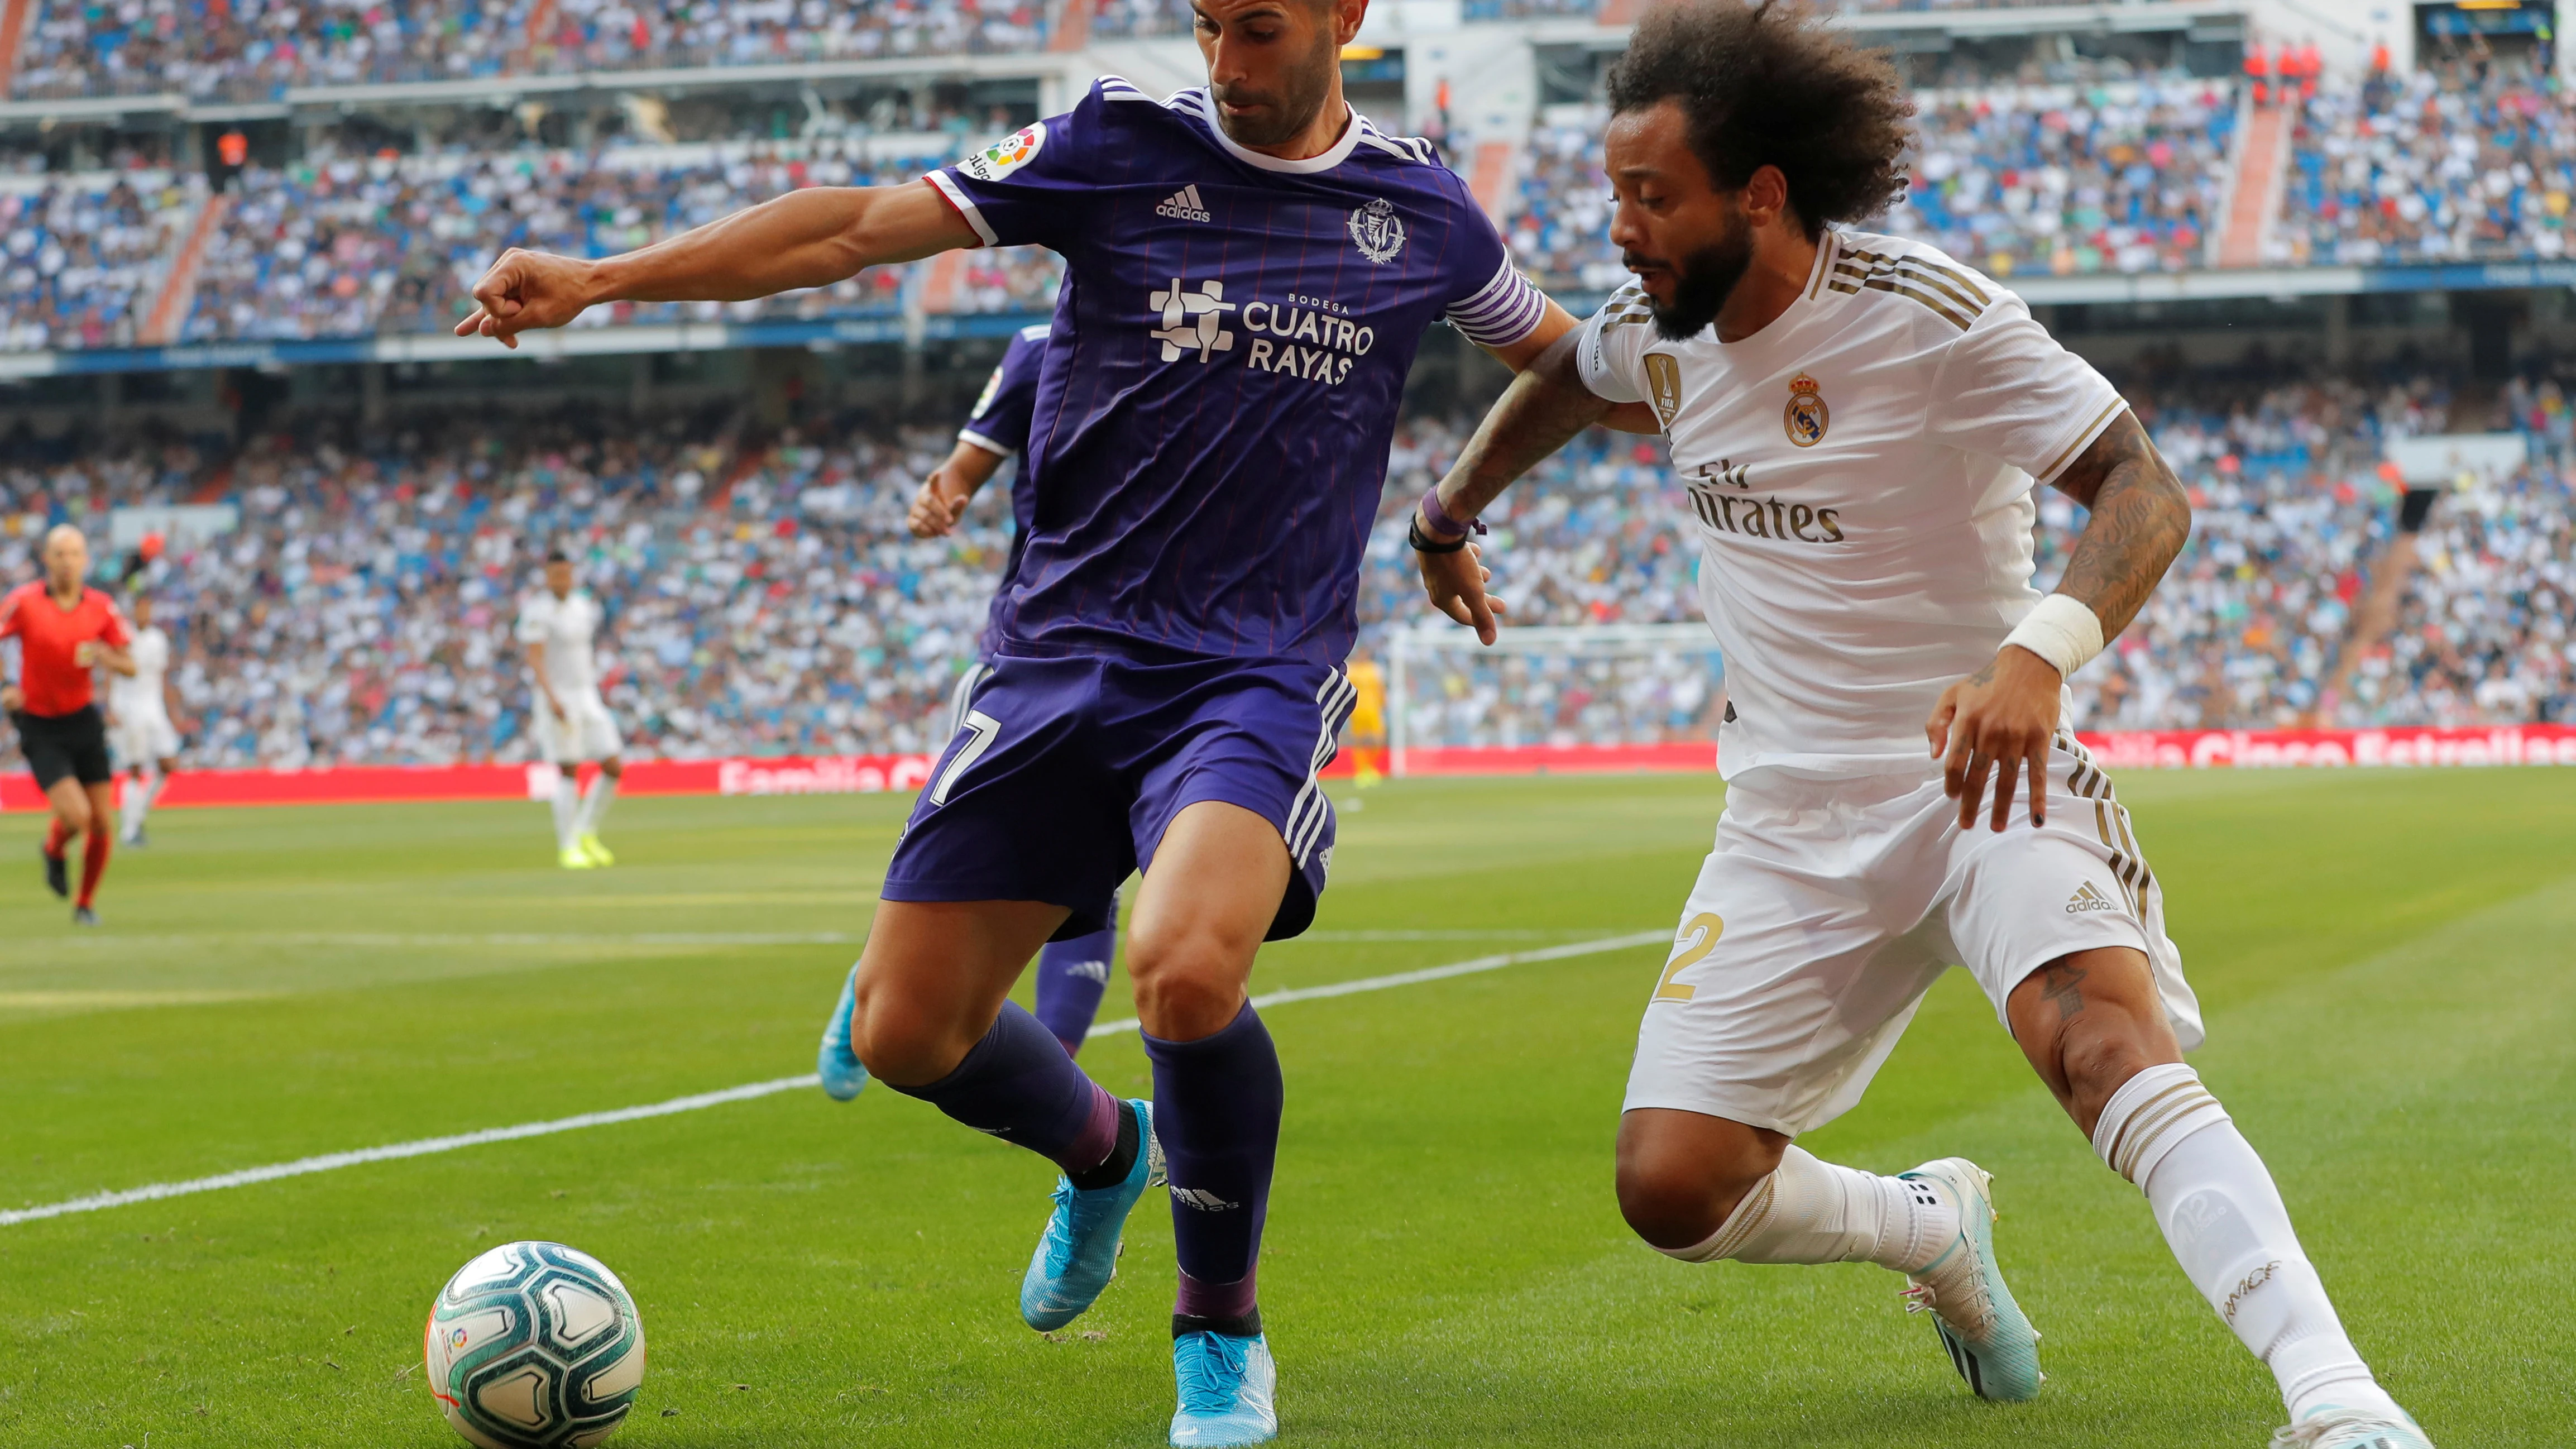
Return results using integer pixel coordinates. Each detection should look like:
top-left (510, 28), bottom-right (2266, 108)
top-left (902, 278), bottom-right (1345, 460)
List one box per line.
top-left (574, 773), bottom-right (618, 838)
top-left (550, 776), bottom-right (580, 852)
top-left (1658, 1145), bottom-right (1959, 1273)
top-left (122, 767), bottom-right (165, 839)
top-left (2093, 1064), bottom-right (2399, 1422)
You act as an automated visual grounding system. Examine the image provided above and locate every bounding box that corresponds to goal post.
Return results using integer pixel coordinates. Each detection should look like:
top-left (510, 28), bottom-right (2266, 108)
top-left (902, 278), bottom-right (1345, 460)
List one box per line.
top-left (1383, 623), bottom-right (1725, 777)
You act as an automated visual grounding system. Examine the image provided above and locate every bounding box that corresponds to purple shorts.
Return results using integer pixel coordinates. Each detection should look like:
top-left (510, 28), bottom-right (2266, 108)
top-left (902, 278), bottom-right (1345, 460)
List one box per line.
top-left (885, 652), bottom-right (1353, 941)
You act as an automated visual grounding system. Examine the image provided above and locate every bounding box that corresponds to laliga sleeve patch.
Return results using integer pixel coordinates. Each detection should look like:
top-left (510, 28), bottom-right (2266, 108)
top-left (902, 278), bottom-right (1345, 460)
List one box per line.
top-left (957, 122), bottom-right (1047, 182)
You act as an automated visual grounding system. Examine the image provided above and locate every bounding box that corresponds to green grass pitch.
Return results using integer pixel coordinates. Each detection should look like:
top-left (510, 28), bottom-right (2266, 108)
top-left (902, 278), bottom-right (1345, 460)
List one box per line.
top-left (1, 769), bottom-right (2570, 1447)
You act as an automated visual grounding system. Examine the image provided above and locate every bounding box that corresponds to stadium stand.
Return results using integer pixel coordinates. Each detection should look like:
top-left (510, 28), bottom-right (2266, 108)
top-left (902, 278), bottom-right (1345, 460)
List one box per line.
top-left (9, 0), bottom-right (1063, 102)
top-left (5, 361), bottom-right (2569, 771)
top-left (1512, 81), bottom-right (2240, 290)
top-left (2276, 60), bottom-right (2576, 265)
top-left (1891, 80), bottom-right (2238, 277)
top-left (0, 173), bottom-right (193, 352)
top-left (2057, 371), bottom-right (2576, 730)
top-left (173, 141), bottom-right (1054, 343)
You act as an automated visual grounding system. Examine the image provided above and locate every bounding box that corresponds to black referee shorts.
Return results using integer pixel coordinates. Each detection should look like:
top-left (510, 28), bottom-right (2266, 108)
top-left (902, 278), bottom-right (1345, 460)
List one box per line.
top-left (13, 706), bottom-right (113, 791)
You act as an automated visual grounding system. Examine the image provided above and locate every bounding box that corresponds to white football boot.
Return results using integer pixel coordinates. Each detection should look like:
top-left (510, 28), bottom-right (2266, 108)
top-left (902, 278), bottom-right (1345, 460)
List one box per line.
top-left (2269, 1405), bottom-right (2435, 1448)
top-left (1896, 1156), bottom-right (2044, 1402)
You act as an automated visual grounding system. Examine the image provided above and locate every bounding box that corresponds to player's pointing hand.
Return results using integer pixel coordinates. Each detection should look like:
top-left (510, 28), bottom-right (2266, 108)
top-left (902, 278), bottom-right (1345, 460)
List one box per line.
top-left (456, 249), bottom-right (598, 350)
top-left (1418, 540), bottom-right (1508, 646)
top-left (1927, 645), bottom-right (2062, 833)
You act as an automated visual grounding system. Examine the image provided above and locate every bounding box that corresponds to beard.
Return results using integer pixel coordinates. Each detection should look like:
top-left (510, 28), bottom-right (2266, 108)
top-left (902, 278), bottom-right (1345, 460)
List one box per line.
top-left (1629, 219), bottom-right (1754, 341)
top-left (1209, 31), bottom-right (1339, 148)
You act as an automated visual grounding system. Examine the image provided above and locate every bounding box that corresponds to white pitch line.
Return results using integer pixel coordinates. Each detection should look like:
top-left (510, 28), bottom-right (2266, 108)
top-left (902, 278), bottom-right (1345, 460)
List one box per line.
top-left (1, 930), bottom-right (1667, 1229)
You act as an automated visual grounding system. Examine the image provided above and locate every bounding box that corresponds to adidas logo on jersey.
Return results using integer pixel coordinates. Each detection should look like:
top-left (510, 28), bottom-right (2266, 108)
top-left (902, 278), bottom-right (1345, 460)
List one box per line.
top-left (2064, 882), bottom-right (2117, 915)
top-left (1155, 184), bottom-right (1212, 222)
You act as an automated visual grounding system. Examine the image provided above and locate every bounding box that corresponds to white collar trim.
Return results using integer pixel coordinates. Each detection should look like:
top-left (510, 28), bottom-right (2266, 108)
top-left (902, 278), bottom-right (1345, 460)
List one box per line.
top-left (1193, 89), bottom-right (1364, 174)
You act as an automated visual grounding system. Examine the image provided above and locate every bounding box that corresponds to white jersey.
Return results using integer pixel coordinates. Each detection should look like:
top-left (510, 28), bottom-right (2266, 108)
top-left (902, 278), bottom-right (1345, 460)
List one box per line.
top-left (515, 589), bottom-right (604, 700)
top-left (1576, 229), bottom-right (2127, 779)
top-left (108, 625), bottom-right (170, 721)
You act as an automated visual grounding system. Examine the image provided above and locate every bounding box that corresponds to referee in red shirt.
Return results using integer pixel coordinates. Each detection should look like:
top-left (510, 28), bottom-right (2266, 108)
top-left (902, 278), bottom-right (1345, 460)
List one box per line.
top-left (1, 525), bottom-right (136, 925)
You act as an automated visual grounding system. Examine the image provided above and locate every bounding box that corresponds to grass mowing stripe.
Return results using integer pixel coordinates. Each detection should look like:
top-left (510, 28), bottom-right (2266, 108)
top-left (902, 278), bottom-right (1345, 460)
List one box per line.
top-left (2, 929), bottom-right (1668, 1230)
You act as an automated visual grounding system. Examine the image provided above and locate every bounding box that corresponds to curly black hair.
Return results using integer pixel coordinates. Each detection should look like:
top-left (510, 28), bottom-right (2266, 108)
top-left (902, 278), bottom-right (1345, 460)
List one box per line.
top-left (1603, 0), bottom-right (1914, 239)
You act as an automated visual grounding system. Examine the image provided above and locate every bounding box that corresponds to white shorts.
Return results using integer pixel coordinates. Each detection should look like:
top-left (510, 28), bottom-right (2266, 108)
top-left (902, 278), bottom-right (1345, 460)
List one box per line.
top-left (1626, 733), bottom-right (2202, 1139)
top-left (946, 661), bottom-right (992, 740)
top-left (110, 710), bottom-right (180, 767)
top-left (532, 691), bottom-right (623, 764)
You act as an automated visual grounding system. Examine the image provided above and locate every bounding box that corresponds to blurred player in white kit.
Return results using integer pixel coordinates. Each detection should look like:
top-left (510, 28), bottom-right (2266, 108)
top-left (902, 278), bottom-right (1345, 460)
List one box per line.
top-left (108, 592), bottom-right (183, 847)
top-left (517, 545), bottom-right (624, 869)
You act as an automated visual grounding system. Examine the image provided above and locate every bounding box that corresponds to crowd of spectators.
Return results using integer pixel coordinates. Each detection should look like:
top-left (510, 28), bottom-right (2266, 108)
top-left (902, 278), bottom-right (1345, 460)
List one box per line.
top-left (6, 358), bottom-right (2576, 772)
top-left (2060, 369), bottom-right (2576, 730)
top-left (176, 140), bottom-right (1057, 344)
top-left (1889, 80), bottom-right (2238, 278)
top-left (1512, 83), bottom-right (2237, 293)
top-left (2275, 61), bottom-right (2576, 266)
top-left (1358, 416), bottom-right (1721, 748)
top-left (10, 0), bottom-right (1053, 103)
top-left (0, 174), bottom-right (191, 353)
top-left (0, 409), bottom-right (1018, 767)
top-left (1087, 0), bottom-right (1196, 39)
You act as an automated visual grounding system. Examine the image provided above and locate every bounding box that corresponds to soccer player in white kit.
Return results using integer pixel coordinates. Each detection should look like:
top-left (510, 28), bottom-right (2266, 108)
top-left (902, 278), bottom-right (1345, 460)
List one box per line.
top-left (517, 546), bottom-right (624, 869)
top-left (108, 592), bottom-right (183, 847)
top-left (1413, 6), bottom-right (2433, 1446)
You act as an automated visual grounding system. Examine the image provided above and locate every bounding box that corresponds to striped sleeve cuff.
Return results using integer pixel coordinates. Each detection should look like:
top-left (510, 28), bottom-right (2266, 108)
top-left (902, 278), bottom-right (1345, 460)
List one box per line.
top-left (1444, 257), bottom-right (1549, 349)
top-left (923, 170), bottom-right (997, 247)
top-left (956, 428), bottom-right (1013, 457)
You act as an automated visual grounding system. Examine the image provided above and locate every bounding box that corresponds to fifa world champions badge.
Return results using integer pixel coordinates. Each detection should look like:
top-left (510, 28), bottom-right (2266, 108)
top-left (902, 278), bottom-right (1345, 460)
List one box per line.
top-left (1347, 198), bottom-right (1406, 263)
top-left (1784, 371), bottom-right (1829, 448)
top-left (1643, 353), bottom-right (1684, 431)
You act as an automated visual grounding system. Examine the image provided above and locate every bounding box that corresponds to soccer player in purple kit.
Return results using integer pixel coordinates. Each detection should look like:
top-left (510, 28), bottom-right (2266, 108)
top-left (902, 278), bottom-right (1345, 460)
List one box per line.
top-left (456, 1), bottom-right (1587, 1441)
top-left (815, 320), bottom-right (1119, 1099)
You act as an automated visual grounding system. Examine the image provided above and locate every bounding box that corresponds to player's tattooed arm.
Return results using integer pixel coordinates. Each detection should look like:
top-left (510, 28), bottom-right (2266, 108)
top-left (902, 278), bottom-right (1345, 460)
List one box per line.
top-left (2044, 410), bottom-right (2192, 642)
top-left (1419, 326), bottom-right (1614, 643)
top-left (1435, 325), bottom-right (1616, 525)
top-left (1928, 409), bottom-right (2187, 833)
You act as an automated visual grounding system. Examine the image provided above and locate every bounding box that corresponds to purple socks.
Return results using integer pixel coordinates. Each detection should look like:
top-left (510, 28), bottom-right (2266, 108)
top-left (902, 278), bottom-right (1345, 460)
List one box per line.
top-left (1034, 922), bottom-right (1117, 1056)
top-left (1143, 1002), bottom-right (1282, 1335)
top-left (884, 1001), bottom-right (1122, 1175)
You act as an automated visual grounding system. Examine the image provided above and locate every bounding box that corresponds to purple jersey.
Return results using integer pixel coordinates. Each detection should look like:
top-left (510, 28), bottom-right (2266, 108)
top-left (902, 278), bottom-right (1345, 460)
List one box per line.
top-left (960, 321), bottom-right (1052, 658)
top-left (928, 78), bottom-right (1546, 666)
top-left (959, 321), bottom-right (1050, 481)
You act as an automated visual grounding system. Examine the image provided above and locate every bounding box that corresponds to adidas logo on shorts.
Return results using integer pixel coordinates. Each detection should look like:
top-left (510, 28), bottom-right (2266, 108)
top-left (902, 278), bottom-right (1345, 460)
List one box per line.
top-left (1155, 184), bottom-right (1212, 222)
top-left (2064, 881), bottom-right (2117, 915)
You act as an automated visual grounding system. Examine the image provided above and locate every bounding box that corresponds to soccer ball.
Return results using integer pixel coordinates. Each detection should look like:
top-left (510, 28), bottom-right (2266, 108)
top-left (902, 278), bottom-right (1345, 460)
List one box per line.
top-left (423, 1240), bottom-right (647, 1449)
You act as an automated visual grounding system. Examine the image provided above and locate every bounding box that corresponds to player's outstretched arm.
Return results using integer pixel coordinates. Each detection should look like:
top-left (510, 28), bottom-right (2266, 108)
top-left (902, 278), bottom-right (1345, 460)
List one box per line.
top-left (1929, 410), bottom-right (2188, 831)
top-left (1419, 320), bottom-right (1617, 643)
top-left (455, 181), bottom-right (979, 349)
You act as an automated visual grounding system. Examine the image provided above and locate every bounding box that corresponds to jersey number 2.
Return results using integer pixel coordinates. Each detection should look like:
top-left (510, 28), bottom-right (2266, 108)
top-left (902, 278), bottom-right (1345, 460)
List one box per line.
top-left (929, 710), bottom-right (1002, 807)
top-left (1655, 912), bottom-right (1723, 1002)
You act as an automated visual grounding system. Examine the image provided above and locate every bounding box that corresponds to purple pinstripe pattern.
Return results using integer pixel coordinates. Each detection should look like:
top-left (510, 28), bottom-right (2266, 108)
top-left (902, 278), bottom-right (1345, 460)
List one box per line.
top-left (933, 79), bottom-right (1548, 668)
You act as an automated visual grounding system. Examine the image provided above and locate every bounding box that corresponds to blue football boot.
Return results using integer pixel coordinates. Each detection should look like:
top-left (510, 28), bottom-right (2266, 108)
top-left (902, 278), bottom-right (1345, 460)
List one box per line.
top-left (1018, 1098), bottom-right (1162, 1331)
top-left (1170, 1331), bottom-right (1277, 1447)
top-left (816, 965), bottom-right (869, 1101)
top-left (1898, 1156), bottom-right (2044, 1403)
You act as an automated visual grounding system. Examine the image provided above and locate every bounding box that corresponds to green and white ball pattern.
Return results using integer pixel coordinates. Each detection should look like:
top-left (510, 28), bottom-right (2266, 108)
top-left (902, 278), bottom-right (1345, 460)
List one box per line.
top-left (424, 1241), bottom-right (647, 1449)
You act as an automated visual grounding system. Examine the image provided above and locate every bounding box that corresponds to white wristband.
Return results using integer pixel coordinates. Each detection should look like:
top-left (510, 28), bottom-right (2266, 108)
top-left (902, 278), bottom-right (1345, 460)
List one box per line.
top-left (2002, 594), bottom-right (2104, 677)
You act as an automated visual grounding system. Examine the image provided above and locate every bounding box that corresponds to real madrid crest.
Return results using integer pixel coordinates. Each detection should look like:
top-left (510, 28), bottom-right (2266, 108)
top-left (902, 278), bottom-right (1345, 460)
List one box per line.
top-left (1348, 198), bottom-right (1406, 264)
top-left (1784, 371), bottom-right (1828, 448)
